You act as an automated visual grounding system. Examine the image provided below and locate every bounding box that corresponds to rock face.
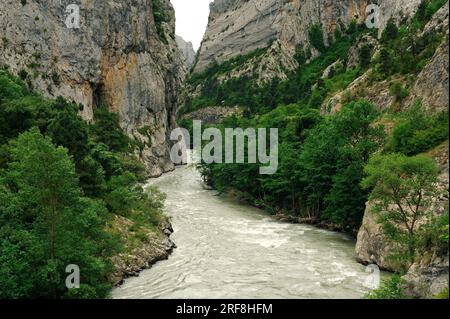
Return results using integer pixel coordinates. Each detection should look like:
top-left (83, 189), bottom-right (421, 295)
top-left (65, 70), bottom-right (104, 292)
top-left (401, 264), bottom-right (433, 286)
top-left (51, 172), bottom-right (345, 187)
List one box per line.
top-left (323, 3), bottom-right (449, 115)
top-left (355, 203), bottom-right (401, 271)
top-left (176, 35), bottom-right (196, 68)
top-left (353, 5), bottom-right (449, 297)
top-left (193, 0), bottom-right (422, 76)
top-left (356, 142), bottom-right (450, 297)
top-left (0, 0), bottom-right (186, 176)
top-left (409, 40), bottom-right (449, 113)
top-left (402, 253), bottom-right (449, 298)
top-left (181, 106), bottom-right (242, 125)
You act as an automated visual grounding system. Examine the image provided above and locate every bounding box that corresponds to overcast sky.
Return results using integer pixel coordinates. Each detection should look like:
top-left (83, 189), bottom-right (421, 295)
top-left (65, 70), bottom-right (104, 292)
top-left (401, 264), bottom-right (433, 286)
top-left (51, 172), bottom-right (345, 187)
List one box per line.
top-left (171, 0), bottom-right (213, 51)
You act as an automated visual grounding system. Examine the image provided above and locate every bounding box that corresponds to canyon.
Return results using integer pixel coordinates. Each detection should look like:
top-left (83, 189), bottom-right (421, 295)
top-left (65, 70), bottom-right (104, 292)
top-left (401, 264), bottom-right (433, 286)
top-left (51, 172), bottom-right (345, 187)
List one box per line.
top-left (0, 0), bottom-right (448, 299)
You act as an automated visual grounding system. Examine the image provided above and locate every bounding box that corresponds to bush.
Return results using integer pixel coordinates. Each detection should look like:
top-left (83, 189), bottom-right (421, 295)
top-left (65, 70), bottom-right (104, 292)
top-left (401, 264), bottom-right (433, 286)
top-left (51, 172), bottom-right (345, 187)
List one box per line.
top-left (90, 107), bottom-right (130, 153)
top-left (418, 211), bottom-right (449, 255)
top-left (389, 82), bottom-right (409, 102)
top-left (366, 275), bottom-right (409, 299)
top-left (389, 103), bottom-right (449, 155)
top-left (309, 24), bottom-right (326, 52)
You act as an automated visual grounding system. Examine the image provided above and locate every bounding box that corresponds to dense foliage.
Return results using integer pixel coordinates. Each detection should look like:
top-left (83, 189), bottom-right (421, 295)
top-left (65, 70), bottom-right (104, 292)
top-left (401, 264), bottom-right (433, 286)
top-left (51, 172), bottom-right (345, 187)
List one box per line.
top-left (182, 23), bottom-right (366, 116)
top-left (366, 275), bottom-right (409, 299)
top-left (0, 70), bottom-right (164, 298)
top-left (388, 103), bottom-right (449, 156)
top-left (200, 101), bottom-right (385, 230)
top-left (194, 0), bottom-right (448, 240)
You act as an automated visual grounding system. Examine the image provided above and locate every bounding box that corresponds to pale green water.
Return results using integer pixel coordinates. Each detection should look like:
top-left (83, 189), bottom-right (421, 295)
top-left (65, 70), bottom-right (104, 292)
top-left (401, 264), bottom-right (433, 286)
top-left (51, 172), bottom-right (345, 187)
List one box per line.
top-left (112, 162), bottom-right (375, 299)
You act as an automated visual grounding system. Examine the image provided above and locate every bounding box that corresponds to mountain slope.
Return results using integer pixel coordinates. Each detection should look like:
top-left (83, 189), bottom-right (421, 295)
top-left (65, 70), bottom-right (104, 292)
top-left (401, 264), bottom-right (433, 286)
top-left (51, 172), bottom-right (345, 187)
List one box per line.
top-left (193, 0), bottom-right (422, 80)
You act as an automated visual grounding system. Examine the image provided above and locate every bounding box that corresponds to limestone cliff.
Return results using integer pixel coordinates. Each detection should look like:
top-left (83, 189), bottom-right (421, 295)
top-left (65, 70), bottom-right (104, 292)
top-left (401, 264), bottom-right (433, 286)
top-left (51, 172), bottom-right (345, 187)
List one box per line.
top-left (176, 35), bottom-right (196, 68)
top-left (0, 0), bottom-right (186, 176)
top-left (408, 3), bottom-right (449, 112)
top-left (193, 0), bottom-right (423, 80)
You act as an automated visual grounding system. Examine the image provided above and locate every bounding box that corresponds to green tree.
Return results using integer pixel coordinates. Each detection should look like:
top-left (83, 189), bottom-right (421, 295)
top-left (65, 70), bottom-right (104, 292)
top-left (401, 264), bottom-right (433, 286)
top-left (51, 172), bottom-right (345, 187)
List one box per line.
top-left (309, 24), bottom-right (326, 53)
top-left (379, 48), bottom-right (392, 75)
top-left (0, 128), bottom-right (117, 298)
top-left (47, 110), bottom-right (89, 163)
top-left (359, 44), bottom-right (373, 69)
top-left (362, 153), bottom-right (440, 266)
top-left (389, 103), bottom-right (449, 156)
top-left (90, 108), bottom-right (129, 153)
top-left (382, 20), bottom-right (399, 42)
top-left (299, 101), bottom-right (385, 227)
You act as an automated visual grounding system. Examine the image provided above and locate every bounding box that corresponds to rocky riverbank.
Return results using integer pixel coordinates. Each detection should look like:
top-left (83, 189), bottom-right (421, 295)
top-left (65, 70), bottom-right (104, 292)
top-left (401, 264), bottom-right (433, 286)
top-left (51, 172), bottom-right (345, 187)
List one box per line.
top-left (109, 215), bottom-right (176, 286)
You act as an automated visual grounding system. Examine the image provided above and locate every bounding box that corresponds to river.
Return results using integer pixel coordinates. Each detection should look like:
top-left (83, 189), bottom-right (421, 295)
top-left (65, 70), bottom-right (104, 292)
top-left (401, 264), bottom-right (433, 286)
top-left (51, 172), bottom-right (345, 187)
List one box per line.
top-left (112, 161), bottom-right (376, 299)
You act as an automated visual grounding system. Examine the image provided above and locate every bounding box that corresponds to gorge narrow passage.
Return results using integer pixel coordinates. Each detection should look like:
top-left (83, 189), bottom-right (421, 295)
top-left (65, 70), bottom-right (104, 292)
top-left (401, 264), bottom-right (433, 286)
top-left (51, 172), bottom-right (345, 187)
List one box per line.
top-left (112, 161), bottom-right (376, 299)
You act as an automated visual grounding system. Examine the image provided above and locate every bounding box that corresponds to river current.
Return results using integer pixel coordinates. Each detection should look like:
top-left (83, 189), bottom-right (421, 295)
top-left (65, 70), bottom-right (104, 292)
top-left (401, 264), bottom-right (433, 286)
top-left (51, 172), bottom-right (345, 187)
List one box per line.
top-left (112, 161), bottom-right (375, 299)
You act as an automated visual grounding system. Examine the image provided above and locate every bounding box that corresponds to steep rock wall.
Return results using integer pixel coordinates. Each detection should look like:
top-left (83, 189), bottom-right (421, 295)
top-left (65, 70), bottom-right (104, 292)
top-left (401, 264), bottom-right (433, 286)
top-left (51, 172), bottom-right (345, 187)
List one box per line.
top-left (193, 0), bottom-right (422, 78)
top-left (0, 0), bottom-right (186, 176)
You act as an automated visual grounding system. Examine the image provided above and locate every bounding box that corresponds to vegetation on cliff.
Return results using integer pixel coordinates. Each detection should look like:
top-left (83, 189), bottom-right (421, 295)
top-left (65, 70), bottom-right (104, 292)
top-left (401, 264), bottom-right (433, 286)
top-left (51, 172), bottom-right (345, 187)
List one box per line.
top-left (0, 70), bottom-right (166, 298)
top-left (194, 0), bottom-right (448, 229)
top-left (188, 0), bottom-right (448, 298)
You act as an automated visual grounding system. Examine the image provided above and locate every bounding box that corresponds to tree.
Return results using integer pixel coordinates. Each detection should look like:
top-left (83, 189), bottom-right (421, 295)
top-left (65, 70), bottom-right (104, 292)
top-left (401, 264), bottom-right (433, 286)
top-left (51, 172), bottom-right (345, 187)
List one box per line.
top-left (90, 107), bottom-right (129, 153)
top-left (0, 128), bottom-right (117, 298)
top-left (309, 24), bottom-right (326, 53)
top-left (294, 45), bottom-right (307, 65)
top-left (379, 48), bottom-right (392, 75)
top-left (359, 44), bottom-right (373, 69)
top-left (416, 1), bottom-right (428, 22)
top-left (47, 110), bottom-right (89, 163)
top-left (361, 153), bottom-right (440, 266)
top-left (382, 19), bottom-right (399, 42)
top-left (299, 101), bottom-right (385, 226)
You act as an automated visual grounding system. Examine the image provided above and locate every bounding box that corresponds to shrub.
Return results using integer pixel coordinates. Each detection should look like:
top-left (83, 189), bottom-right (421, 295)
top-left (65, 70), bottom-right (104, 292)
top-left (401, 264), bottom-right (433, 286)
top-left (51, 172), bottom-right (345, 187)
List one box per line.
top-left (389, 103), bottom-right (449, 156)
top-left (389, 82), bottom-right (409, 102)
top-left (309, 24), bottom-right (326, 52)
top-left (366, 275), bottom-right (409, 299)
top-left (359, 44), bottom-right (373, 68)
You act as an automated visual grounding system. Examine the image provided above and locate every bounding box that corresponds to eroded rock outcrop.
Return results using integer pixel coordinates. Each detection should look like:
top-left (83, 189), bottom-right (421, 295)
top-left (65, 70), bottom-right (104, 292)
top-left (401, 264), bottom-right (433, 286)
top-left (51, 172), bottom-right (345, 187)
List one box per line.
top-left (181, 106), bottom-right (242, 125)
top-left (176, 35), bottom-right (196, 68)
top-left (0, 0), bottom-right (186, 176)
top-left (408, 40), bottom-right (449, 113)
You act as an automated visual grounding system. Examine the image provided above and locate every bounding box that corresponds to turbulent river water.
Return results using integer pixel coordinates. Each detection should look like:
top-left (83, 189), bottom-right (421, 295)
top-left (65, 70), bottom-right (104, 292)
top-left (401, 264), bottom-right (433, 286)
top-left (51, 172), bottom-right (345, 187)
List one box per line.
top-left (112, 161), bottom-right (376, 299)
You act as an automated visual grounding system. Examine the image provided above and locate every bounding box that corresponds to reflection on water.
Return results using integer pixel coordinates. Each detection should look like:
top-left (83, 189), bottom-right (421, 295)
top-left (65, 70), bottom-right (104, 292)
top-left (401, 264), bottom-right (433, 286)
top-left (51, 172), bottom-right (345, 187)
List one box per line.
top-left (113, 162), bottom-right (375, 299)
